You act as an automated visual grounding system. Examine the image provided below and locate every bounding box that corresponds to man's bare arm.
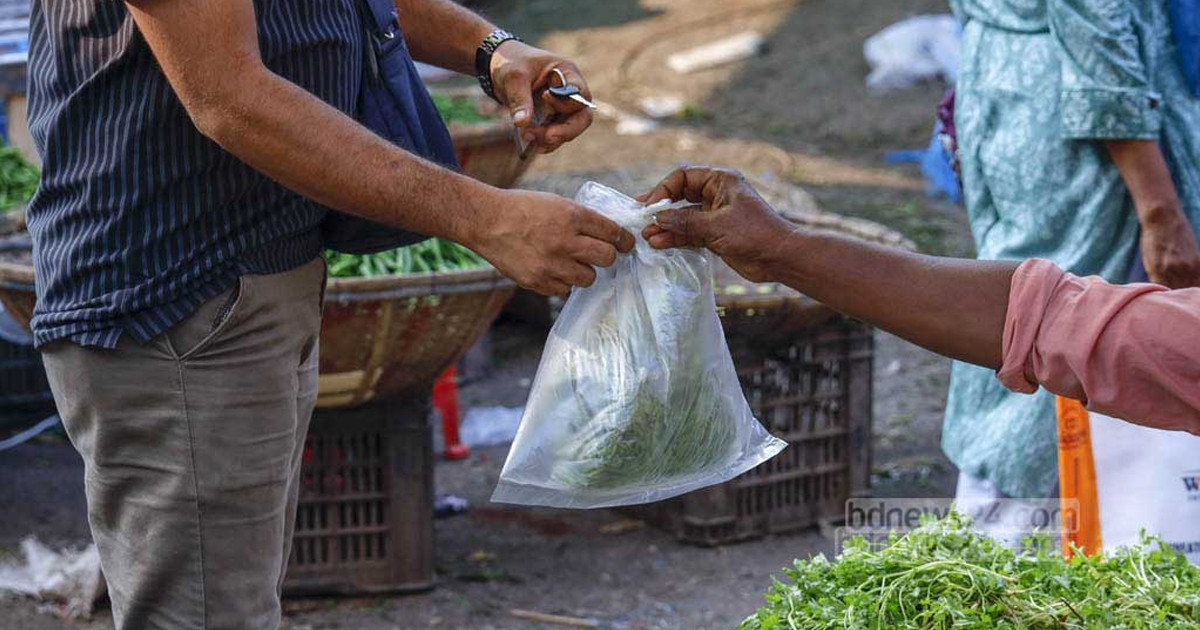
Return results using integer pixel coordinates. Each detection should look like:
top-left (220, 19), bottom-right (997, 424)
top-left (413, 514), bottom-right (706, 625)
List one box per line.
top-left (641, 167), bottom-right (1200, 434)
top-left (641, 167), bottom-right (1016, 369)
top-left (766, 230), bottom-right (1016, 369)
top-left (124, 0), bottom-right (631, 296)
top-left (392, 0), bottom-right (491, 74)
top-left (391, 0), bottom-right (594, 152)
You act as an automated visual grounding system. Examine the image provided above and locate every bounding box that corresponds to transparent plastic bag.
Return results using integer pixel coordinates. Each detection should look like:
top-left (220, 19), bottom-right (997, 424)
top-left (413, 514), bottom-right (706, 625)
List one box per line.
top-left (491, 182), bottom-right (787, 509)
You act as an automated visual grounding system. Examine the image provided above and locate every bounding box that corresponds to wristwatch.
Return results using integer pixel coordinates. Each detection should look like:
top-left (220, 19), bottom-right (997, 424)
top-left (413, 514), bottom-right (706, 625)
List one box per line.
top-left (475, 29), bottom-right (523, 102)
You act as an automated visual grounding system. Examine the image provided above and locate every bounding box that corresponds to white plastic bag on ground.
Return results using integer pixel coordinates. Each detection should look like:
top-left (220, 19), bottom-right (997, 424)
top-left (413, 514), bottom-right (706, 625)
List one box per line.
top-left (0, 539), bottom-right (105, 619)
top-left (491, 182), bottom-right (787, 509)
top-left (863, 15), bottom-right (960, 90)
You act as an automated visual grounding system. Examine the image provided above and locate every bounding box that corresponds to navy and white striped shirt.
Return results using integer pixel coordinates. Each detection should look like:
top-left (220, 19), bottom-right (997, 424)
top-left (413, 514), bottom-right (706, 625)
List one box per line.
top-left (26, 0), bottom-right (363, 348)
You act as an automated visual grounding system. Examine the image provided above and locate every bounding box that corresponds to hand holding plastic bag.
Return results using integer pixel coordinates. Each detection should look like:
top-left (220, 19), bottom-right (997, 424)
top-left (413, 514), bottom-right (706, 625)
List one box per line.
top-left (491, 182), bottom-right (786, 508)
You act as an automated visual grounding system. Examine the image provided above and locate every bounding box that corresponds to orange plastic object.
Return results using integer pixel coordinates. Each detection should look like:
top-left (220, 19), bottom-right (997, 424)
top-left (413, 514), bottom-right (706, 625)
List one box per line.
top-left (1056, 396), bottom-right (1102, 558)
top-left (434, 366), bottom-right (469, 460)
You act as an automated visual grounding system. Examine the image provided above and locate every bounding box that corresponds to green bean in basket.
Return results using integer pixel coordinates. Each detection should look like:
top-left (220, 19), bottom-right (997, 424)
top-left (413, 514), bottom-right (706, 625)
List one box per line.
top-left (324, 238), bottom-right (490, 278)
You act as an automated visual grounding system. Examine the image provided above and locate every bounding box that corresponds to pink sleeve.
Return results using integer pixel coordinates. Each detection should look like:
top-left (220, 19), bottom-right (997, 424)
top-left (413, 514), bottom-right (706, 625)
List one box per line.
top-left (998, 259), bottom-right (1200, 435)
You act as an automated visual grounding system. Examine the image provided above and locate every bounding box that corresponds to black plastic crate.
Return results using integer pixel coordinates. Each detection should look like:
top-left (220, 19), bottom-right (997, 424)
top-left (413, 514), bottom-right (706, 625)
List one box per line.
top-left (629, 317), bottom-right (873, 546)
top-left (284, 396), bottom-right (434, 595)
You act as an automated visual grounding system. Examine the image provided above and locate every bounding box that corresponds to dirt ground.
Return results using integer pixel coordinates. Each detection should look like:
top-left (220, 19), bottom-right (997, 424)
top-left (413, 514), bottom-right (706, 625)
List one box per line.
top-left (0, 327), bottom-right (956, 630)
top-left (0, 0), bottom-right (970, 627)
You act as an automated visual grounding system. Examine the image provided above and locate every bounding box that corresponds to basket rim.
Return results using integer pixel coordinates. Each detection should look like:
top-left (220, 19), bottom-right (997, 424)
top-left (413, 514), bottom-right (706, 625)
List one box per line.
top-left (324, 267), bottom-right (515, 301)
top-left (448, 120), bottom-right (514, 145)
top-left (0, 258), bottom-right (515, 298)
top-left (0, 260), bottom-right (33, 288)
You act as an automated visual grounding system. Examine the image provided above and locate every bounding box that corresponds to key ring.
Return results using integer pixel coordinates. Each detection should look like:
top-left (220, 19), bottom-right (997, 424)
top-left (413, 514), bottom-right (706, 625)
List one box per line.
top-left (550, 67), bottom-right (569, 88)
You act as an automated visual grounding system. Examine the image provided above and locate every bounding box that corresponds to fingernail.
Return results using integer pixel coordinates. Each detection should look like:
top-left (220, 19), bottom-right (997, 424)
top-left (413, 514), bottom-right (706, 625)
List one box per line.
top-left (523, 132), bottom-right (536, 143)
top-left (512, 109), bottom-right (528, 123)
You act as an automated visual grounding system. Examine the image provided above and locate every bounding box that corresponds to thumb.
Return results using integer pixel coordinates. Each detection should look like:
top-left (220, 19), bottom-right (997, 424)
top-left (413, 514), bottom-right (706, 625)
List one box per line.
top-left (653, 207), bottom-right (710, 246)
top-left (501, 80), bottom-right (536, 128)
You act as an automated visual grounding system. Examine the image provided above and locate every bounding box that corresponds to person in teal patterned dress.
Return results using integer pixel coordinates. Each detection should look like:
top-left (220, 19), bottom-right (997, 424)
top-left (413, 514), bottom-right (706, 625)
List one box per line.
top-left (945, 0), bottom-right (1200, 504)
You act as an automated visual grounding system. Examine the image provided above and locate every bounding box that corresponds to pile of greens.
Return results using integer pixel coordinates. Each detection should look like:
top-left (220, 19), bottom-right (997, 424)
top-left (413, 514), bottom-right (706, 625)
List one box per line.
top-left (549, 310), bottom-right (738, 491)
top-left (0, 145), bottom-right (39, 211)
top-left (431, 93), bottom-right (492, 125)
top-left (325, 238), bottom-right (488, 278)
top-left (553, 363), bottom-right (737, 490)
top-left (741, 512), bottom-right (1200, 630)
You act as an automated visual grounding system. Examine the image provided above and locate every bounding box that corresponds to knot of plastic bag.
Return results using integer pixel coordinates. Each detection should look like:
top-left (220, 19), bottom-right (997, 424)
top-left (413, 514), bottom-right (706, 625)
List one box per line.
top-left (574, 181), bottom-right (696, 233)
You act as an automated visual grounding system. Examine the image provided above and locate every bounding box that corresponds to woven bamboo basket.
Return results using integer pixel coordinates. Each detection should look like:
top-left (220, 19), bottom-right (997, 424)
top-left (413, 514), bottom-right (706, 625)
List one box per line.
top-left (317, 270), bottom-right (513, 407)
top-left (320, 94), bottom-right (527, 404)
top-left (443, 89), bottom-right (534, 189)
top-left (452, 121), bottom-right (532, 189)
top-left (0, 259), bottom-right (513, 406)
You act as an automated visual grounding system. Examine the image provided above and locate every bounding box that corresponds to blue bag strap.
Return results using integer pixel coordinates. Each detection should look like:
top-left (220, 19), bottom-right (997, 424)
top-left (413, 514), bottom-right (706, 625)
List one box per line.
top-left (320, 0), bottom-right (461, 254)
top-left (360, 0), bottom-right (400, 37)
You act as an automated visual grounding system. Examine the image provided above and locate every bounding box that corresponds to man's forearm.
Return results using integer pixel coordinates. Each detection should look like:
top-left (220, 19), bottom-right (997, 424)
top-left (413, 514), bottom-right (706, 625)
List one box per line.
top-left (202, 67), bottom-right (497, 245)
top-left (394, 0), bottom-right (495, 74)
top-left (765, 229), bottom-right (1017, 368)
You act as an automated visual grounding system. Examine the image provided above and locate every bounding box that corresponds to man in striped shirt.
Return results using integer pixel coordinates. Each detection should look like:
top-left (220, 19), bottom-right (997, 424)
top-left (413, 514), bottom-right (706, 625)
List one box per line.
top-left (28, 1), bottom-right (630, 628)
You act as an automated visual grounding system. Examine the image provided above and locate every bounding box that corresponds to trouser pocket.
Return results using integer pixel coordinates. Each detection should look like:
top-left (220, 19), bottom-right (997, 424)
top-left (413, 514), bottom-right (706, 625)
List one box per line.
top-left (163, 278), bottom-right (246, 360)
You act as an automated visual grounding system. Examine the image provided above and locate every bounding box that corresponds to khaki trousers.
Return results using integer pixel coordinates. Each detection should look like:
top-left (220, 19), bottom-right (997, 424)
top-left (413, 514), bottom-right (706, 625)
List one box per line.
top-left (42, 258), bottom-right (326, 630)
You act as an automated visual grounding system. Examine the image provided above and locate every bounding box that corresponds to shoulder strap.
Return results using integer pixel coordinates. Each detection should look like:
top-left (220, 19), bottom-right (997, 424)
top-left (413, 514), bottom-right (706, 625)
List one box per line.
top-left (358, 0), bottom-right (399, 36)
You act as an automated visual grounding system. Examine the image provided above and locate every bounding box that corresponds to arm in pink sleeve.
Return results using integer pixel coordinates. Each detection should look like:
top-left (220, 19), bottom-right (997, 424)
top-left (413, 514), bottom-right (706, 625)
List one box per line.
top-left (998, 259), bottom-right (1200, 434)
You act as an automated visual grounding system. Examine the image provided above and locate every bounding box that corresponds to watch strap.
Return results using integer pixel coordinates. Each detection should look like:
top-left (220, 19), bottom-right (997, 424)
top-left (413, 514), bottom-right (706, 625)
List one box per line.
top-left (475, 29), bottom-right (522, 102)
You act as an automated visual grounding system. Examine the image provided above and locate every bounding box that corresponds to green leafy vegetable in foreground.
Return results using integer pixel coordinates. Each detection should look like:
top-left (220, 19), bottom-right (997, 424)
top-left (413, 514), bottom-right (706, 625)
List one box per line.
top-left (0, 145), bottom-right (39, 211)
top-left (325, 239), bottom-right (488, 277)
top-left (741, 512), bottom-right (1200, 630)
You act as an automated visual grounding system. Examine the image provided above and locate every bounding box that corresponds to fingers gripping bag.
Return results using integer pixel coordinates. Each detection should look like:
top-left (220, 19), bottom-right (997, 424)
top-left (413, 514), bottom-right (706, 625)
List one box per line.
top-left (491, 182), bottom-right (787, 508)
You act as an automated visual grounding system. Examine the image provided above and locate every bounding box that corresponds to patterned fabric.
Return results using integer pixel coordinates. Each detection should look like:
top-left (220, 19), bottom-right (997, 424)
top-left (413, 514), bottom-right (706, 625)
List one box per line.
top-left (26, 0), bottom-right (363, 348)
top-left (945, 0), bottom-right (1200, 498)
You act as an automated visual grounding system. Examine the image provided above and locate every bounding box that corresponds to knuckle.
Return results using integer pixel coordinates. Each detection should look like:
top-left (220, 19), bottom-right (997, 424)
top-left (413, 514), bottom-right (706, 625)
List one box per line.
top-left (570, 207), bottom-right (588, 229)
top-left (718, 167), bottom-right (745, 183)
top-left (678, 211), bottom-right (692, 236)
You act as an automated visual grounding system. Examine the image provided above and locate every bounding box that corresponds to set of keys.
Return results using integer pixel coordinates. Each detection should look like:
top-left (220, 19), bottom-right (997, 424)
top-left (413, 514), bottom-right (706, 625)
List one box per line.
top-left (545, 67), bottom-right (597, 109)
top-left (515, 68), bottom-right (596, 159)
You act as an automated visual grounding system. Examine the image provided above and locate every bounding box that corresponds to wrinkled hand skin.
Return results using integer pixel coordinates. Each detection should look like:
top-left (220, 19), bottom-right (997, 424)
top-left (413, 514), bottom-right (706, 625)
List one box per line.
top-left (638, 166), bottom-right (795, 283)
top-left (1140, 207), bottom-right (1200, 289)
top-left (489, 40), bottom-right (594, 154)
top-left (472, 188), bottom-right (635, 298)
